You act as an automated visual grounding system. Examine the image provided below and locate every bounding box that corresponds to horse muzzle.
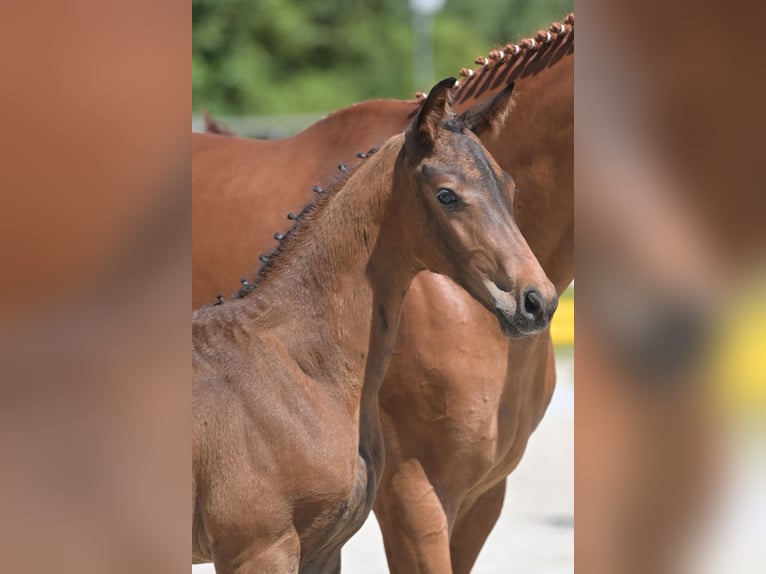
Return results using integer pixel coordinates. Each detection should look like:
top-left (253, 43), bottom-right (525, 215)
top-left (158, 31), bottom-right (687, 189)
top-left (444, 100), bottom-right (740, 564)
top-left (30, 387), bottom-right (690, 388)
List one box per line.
top-left (493, 287), bottom-right (559, 338)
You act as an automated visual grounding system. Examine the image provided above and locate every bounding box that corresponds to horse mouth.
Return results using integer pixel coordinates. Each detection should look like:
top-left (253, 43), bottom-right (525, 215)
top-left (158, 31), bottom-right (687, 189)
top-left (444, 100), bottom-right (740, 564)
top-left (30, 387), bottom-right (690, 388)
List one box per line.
top-left (494, 309), bottom-right (527, 338)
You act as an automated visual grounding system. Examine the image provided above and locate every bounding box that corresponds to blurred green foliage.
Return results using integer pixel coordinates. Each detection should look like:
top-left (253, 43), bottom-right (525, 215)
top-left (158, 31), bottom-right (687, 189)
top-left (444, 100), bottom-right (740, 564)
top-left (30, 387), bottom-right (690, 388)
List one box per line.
top-left (193, 0), bottom-right (572, 115)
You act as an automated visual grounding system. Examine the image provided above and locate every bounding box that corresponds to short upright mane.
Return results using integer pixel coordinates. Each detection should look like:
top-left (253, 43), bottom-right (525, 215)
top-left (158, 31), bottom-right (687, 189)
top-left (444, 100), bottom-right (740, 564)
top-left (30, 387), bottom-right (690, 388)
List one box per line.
top-left (414, 13), bottom-right (574, 105)
top-left (227, 147), bottom-right (380, 302)
top-left (223, 116), bottom-right (477, 306)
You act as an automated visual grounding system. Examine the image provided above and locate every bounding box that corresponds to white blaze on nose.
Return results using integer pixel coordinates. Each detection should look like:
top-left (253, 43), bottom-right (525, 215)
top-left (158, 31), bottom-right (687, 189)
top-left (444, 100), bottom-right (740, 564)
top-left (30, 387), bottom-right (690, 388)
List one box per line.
top-left (484, 278), bottom-right (518, 316)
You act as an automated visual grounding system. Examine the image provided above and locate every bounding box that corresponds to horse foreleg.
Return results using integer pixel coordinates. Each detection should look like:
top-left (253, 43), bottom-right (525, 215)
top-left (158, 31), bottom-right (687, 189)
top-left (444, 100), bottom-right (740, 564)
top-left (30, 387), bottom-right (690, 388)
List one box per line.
top-left (374, 458), bottom-right (453, 574)
top-left (449, 479), bottom-right (507, 574)
top-left (212, 530), bottom-right (301, 574)
top-left (299, 548), bottom-right (340, 574)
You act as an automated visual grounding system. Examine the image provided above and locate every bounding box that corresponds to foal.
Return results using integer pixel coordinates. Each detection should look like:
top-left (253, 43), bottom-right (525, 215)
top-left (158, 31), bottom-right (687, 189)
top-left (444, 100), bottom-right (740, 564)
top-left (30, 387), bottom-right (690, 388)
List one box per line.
top-left (192, 79), bottom-right (557, 573)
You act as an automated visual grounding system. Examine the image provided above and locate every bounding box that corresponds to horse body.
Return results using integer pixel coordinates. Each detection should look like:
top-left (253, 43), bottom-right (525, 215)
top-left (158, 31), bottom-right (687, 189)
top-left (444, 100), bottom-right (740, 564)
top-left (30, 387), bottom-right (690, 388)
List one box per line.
top-left (192, 81), bottom-right (557, 573)
top-left (192, 286), bottom-right (380, 572)
top-left (376, 280), bottom-right (556, 572)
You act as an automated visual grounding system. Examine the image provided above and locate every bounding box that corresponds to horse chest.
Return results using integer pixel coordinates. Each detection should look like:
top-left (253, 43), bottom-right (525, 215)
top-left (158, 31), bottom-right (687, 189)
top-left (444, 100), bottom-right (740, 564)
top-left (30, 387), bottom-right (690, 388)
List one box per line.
top-left (455, 387), bottom-right (541, 483)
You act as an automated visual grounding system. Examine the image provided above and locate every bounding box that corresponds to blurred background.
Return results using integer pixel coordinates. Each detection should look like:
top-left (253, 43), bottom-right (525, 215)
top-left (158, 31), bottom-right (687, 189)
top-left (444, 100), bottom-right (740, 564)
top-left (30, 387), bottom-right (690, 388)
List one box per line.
top-left (192, 0), bottom-right (571, 136)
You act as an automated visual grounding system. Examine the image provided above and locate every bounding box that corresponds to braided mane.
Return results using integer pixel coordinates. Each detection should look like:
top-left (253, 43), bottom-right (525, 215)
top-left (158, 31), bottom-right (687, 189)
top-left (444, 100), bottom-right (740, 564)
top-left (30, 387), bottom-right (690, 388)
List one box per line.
top-left (414, 13), bottom-right (574, 105)
top-left (226, 148), bottom-right (379, 303)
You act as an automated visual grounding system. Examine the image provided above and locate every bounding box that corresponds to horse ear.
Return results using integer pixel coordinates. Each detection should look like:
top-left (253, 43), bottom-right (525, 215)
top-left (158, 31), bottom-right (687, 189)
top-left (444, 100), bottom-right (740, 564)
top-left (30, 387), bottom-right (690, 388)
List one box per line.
top-left (459, 80), bottom-right (515, 136)
top-left (408, 77), bottom-right (457, 149)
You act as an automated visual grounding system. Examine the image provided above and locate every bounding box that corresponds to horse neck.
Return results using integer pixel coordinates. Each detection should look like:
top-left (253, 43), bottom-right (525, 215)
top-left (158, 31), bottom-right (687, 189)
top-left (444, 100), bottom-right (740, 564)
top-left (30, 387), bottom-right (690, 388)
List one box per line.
top-left (243, 134), bottom-right (418, 412)
top-left (457, 39), bottom-right (574, 293)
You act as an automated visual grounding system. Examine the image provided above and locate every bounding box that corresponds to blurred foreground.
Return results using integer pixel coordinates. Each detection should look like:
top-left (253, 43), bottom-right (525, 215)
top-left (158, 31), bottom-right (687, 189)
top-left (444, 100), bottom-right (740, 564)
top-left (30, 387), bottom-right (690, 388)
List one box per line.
top-left (576, 1), bottom-right (766, 572)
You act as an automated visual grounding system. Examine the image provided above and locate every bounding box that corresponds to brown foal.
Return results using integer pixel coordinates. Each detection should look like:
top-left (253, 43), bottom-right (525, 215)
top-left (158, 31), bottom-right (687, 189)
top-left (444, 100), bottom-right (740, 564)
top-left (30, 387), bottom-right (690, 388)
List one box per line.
top-left (192, 80), bottom-right (557, 573)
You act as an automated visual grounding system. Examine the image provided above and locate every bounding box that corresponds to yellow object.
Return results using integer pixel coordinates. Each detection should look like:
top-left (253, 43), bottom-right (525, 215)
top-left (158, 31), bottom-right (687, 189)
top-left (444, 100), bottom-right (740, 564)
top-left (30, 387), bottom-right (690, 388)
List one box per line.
top-left (551, 290), bottom-right (574, 347)
top-left (712, 283), bottom-right (766, 413)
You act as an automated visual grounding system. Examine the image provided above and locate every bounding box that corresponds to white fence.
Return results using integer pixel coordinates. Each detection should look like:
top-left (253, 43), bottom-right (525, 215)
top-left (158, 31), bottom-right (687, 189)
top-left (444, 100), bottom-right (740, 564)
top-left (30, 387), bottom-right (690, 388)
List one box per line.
top-left (191, 113), bottom-right (324, 139)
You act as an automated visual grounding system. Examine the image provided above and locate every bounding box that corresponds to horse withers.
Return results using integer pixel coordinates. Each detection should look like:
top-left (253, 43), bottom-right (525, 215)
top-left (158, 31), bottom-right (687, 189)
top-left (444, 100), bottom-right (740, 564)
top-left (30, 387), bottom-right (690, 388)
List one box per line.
top-left (191, 79), bottom-right (556, 573)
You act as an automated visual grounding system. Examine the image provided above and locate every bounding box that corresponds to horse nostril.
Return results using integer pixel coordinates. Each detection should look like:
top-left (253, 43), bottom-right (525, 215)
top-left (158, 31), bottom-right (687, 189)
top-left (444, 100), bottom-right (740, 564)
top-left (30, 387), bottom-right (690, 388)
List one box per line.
top-left (523, 289), bottom-right (543, 319)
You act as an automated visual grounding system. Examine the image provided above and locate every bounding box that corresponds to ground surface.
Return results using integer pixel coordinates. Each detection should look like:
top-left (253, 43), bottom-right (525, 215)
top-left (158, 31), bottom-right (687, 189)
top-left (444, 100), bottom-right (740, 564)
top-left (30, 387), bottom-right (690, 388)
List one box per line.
top-left (193, 353), bottom-right (574, 573)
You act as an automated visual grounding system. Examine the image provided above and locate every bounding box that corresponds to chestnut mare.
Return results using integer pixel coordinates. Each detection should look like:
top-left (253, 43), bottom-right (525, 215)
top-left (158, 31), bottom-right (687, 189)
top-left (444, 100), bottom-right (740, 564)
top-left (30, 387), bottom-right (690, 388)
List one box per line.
top-left (193, 15), bottom-right (573, 572)
top-left (192, 80), bottom-right (558, 573)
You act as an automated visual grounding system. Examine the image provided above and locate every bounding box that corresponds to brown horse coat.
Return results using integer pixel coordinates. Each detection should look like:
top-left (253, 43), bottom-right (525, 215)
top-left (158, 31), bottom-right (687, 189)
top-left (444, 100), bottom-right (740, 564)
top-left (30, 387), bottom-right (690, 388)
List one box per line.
top-left (192, 16), bottom-right (574, 572)
top-left (192, 80), bottom-right (556, 573)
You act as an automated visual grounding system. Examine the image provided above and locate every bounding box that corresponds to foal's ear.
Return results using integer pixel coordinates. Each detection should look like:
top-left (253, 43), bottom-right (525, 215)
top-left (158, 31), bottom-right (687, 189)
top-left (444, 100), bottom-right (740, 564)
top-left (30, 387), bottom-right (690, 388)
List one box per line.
top-left (407, 77), bottom-right (457, 149)
top-left (459, 80), bottom-right (515, 136)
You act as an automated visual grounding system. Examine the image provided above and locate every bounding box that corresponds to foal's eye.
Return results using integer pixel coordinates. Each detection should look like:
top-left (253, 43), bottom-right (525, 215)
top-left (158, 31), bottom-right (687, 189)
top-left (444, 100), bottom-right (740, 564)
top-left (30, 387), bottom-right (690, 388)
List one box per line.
top-left (436, 188), bottom-right (458, 205)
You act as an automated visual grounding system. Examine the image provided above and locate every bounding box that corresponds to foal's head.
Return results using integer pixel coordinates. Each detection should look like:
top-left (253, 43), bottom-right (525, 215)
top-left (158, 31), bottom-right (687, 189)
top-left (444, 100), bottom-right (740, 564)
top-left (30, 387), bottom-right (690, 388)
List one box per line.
top-left (399, 78), bottom-right (558, 337)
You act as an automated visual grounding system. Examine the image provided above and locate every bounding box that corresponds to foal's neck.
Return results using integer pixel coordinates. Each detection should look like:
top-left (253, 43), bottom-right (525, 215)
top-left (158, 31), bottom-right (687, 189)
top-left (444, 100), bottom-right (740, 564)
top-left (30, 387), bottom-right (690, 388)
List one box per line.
top-left (245, 134), bottom-right (416, 409)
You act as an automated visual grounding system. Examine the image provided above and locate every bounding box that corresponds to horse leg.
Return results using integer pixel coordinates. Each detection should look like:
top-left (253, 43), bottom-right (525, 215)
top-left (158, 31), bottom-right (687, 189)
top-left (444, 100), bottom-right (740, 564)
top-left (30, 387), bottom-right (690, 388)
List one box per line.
top-left (319, 550), bottom-right (341, 574)
top-left (374, 458), bottom-right (453, 574)
top-left (449, 479), bottom-right (507, 574)
top-left (212, 530), bottom-right (301, 574)
top-left (299, 548), bottom-right (341, 574)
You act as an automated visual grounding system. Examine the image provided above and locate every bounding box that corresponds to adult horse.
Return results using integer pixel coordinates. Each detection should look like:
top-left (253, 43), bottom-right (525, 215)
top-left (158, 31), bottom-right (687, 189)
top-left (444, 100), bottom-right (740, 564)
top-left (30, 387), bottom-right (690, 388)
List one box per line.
top-left (192, 80), bottom-right (558, 573)
top-left (193, 15), bottom-right (574, 572)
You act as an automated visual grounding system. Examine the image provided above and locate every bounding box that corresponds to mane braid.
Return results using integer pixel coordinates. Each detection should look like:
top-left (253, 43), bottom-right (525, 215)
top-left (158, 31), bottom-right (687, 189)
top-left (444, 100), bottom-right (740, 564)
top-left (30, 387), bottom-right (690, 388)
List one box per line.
top-left (413, 13), bottom-right (574, 104)
top-left (229, 147), bottom-right (380, 302)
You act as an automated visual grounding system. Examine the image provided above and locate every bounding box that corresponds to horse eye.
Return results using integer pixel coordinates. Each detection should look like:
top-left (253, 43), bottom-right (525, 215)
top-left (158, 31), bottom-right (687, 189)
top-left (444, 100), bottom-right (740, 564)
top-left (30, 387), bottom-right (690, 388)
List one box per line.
top-left (436, 188), bottom-right (458, 205)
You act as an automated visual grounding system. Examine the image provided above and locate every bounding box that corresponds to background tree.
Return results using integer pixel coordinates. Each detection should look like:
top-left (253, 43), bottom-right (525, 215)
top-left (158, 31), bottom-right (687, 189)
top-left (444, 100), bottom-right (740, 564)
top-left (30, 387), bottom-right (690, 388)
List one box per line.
top-left (193, 0), bottom-right (571, 116)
